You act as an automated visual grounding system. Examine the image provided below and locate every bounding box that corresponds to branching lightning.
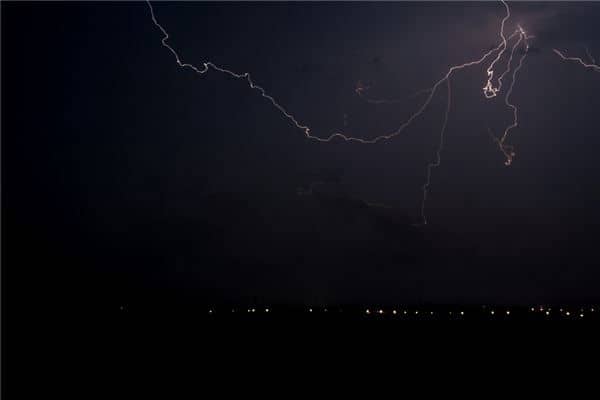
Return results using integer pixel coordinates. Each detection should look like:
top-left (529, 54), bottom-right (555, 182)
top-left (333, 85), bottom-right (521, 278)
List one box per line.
top-left (490, 26), bottom-right (531, 166)
top-left (483, 0), bottom-right (512, 99)
top-left (553, 48), bottom-right (600, 72)
top-left (146, 0), bottom-right (536, 224)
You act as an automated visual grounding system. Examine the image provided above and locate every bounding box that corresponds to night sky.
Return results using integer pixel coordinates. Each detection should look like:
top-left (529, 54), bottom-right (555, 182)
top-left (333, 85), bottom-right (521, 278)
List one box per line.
top-left (3, 1), bottom-right (600, 315)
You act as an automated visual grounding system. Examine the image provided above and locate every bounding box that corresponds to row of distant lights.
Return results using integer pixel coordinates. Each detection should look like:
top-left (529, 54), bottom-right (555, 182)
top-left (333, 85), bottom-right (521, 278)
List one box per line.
top-left (208, 308), bottom-right (270, 314)
top-left (207, 306), bottom-right (596, 317)
top-left (366, 307), bottom-right (595, 318)
top-left (364, 306), bottom-right (597, 318)
top-left (365, 309), bottom-right (463, 316)
top-left (529, 306), bottom-right (595, 319)
top-left (207, 308), bottom-right (446, 315)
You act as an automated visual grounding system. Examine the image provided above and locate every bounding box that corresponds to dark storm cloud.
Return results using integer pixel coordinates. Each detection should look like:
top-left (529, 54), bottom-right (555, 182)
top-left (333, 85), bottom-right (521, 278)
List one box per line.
top-left (4, 1), bottom-right (600, 309)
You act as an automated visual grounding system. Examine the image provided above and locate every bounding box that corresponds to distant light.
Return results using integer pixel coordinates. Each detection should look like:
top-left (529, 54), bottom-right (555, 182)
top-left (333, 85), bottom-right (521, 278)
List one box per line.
top-left (430, 311), bottom-right (434, 315)
top-left (366, 309), bottom-right (371, 315)
top-left (530, 307), bottom-right (535, 312)
top-left (231, 309), bottom-right (235, 313)
top-left (324, 308), bottom-right (328, 312)
top-left (209, 309), bottom-right (213, 314)
top-left (378, 309), bottom-right (384, 315)
top-left (545, 311), bottom-right (550, 316)
top-left (460, 311), bottom-right (464, 316)
top-left (309, 308), bottom-right (313, 313)
top-left (415, 311), bottom-right (419, 315)
top-left (392, 310), bottom-right (397, 315)
top-left (265, 308), bottom-right (270, 313)
top-left (491, 311), bottom-right (495, 315)
top-left (591, 308), bottom-right (595, 312)
top-left (506, 310), bottom-right (511, 315)
top-left (251, 308), bottom-right (256, 313)
top-left (566, 311), bottom-right (571, 316)
top-left (560, 308), bottom-right (563, 313)
top-left (403, 311), bottom-right (407, 315)
top-left (580, 313), bottom-right (584, 318)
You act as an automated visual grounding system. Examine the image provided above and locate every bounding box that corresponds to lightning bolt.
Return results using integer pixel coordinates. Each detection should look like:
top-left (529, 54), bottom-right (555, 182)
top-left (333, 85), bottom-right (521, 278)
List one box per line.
top-left (553, 48), bottom-right (600, 72)
top-left (420, 78), bottom-right (452, 226)
top-left (483, 0), bottom-right (512, 99)
top-left (490, 26), bottom-right (532, 166)
top-left (146, 0), bottom-right (531, 224)
top-left (147, 0), bottom-right (521, 144)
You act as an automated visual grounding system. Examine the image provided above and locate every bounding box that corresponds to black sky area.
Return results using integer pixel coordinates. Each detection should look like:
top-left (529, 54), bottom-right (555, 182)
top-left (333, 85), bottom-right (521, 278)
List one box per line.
top-left (3, 1), bottom-right (600, 316)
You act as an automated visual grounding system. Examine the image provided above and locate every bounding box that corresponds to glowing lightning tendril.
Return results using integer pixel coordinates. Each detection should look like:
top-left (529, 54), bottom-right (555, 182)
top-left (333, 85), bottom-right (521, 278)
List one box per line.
top-left (553, 48), bottom-right (600, 72)
top-left (420, 78), bottom-right (452, 225)
top-left (584, 45), bottom-right (596, 64)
